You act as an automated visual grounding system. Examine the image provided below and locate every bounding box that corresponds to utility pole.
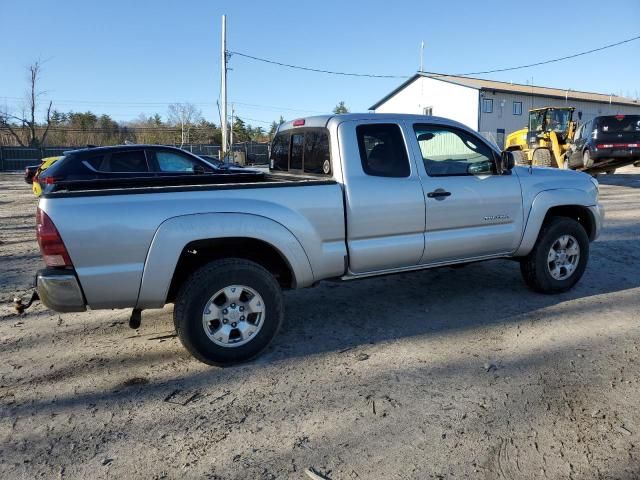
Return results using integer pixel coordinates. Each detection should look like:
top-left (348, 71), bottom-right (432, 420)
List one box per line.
top-left (220, 14), bottom-right (228, 159)
top-left (230, 103), bottom-right (234, 157)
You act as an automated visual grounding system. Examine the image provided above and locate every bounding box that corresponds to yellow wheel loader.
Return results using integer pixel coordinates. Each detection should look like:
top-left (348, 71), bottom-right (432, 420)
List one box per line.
top-left (504, 107), bottom-right (577, 168)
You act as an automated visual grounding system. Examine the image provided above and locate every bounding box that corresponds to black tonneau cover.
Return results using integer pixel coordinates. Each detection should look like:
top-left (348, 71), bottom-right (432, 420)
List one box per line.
top-left (43, 171), bottom-right (336, 198)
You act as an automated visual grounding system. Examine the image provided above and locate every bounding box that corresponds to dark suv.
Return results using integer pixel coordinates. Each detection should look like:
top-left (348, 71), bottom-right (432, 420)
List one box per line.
top-left (36, 145), bottom-right (258, 193)
top-left (567, 115), bottom-right (640, 174)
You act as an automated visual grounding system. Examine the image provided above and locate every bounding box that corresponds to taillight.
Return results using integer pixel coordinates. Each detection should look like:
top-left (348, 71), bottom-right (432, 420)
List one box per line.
top-left (44, 176), bottom-right (57, 185)
top-left (36, 207), bottom-right (73, 267)
top-left (596, 143), bottom-right (639, 149)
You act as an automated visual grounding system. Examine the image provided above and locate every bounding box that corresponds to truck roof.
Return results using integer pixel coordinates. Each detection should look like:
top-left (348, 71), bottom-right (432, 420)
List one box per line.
top-left (278, 113), bottom-right (473, 133)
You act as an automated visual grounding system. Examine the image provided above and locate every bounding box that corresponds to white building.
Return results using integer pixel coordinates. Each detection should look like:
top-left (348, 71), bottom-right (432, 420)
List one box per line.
top-left (369, 72), bottom-right (640, 147)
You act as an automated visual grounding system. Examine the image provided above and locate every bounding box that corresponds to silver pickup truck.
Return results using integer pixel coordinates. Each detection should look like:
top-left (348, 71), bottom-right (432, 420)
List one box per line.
top-left (34, 113), bottom-right (603, 365)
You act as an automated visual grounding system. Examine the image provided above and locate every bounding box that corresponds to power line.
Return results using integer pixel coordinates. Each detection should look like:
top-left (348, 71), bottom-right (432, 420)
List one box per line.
top-left (232, 115), bottom-right (272, 125)
top-left (229, 51), bottom-right (408, 78)
top-left (458, 34), bottom-right (640, 75)
top-left (229, 33), bottom-right (640, 79)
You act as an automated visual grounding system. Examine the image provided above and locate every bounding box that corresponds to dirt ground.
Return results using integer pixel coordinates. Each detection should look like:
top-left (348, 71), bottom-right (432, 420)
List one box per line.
top-left (1, 167), bottom-right (639, 480)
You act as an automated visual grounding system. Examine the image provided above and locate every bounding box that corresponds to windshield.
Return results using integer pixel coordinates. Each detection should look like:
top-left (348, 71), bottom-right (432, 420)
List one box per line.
top-left (529, 109), bottom-right (572, 133)
top-left (545, 109), bottom-right (571, 133)
top-left (597, 115), bottom-right (640, 133)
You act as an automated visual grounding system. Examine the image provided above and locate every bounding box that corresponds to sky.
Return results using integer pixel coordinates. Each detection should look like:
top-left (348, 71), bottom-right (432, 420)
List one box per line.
top-left (1, 0), bottom-right (639, 127)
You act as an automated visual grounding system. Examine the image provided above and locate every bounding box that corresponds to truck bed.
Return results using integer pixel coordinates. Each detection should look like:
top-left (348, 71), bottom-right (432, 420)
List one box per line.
top-left (44, 171), bottom-right (336, 198)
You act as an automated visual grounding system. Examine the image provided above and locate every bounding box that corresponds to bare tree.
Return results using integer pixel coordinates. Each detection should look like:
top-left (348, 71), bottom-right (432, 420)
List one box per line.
top-left (167, 103), bottom-right (202, 147)
top-left (0, 60), bottom-right (53, 147)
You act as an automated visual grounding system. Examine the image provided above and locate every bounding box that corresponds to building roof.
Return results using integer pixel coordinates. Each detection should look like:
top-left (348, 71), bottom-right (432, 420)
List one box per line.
top-left (369, 72), bottom-right (640, 110)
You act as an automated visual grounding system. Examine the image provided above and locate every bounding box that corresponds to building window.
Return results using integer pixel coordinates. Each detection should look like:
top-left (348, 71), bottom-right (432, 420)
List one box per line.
top-left (482, 98), bottom-right (493, 114)
top-left (513, 101), bottom-right (523, 115)
top-left (423, 106), bottom-right (433, 116)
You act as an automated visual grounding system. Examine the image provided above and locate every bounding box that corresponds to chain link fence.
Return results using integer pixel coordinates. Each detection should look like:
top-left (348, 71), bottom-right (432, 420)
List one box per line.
top-left (0, 142), bottom-right (271, 171)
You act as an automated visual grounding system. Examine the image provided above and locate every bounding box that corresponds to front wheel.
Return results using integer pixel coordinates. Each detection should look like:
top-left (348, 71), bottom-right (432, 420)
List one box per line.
top-left (174, 258), bottom-right (284, 365)
top-left (519, 217), bottom-right (589, 294)
top-left (532, 149), bottom-right (553, 167)
top-left (512, 150), bottom-right (528, 166)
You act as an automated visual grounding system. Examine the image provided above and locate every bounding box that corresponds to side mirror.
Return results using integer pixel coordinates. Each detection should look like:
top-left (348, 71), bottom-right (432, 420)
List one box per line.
top-left (499, 151), bottom-right (515, 173)
top-left (417, 132), bottom-right (435, 142)
top-left (193, 164), bottom-right (207, 174)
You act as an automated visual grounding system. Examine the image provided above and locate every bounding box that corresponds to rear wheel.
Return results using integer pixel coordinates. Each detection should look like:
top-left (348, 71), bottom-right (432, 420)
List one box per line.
top-left (605, 168), bottom-right (616, 175)
top-left (174, 258), bottom-right (284, 365)
top-left (532, 149), bottom-right (553, 167)
top-left (583, 150), bottom-right (594, 169)
top-left (520, 217), bottom-right (589, 294)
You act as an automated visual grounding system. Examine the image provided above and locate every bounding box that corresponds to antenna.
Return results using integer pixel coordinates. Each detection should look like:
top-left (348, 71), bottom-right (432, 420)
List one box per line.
top-left (220, 14), bottom-right (228, 159)
top-left (419, 41), bottom-right (425, 72)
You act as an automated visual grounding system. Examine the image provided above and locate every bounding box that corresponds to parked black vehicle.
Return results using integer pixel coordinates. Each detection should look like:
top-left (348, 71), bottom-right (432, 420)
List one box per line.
top-left (37, 145), bottom-right (262, 194)
top-left (567, 115), bottom-right (640, 174)
top-left (198, 154), bottom-right (246, 172)
top-left (24, 165), bottom-right (40, 184)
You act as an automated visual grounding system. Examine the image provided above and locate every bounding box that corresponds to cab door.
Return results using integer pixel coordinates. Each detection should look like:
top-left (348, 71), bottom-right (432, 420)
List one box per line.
top-left (407, 122), bottom-right (524, 264)
top-left (339, 120), bottom-right (426, 273)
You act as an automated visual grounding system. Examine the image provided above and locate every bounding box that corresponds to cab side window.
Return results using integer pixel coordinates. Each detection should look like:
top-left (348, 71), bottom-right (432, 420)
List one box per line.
top-left (413, 124), bottom-right (496, 176)
top-left (356, 124), bottom-right (410, 177)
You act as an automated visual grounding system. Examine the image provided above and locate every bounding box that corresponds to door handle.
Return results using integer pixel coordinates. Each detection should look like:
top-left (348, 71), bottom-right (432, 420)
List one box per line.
top-left (427, 189), bottom-right (451, 200)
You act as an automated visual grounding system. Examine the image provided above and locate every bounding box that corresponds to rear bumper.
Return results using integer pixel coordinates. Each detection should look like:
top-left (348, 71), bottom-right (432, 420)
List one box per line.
top-left (36, 269), bottom-right (86, 312)
top-left (591, 148), bottom-right (640, 161)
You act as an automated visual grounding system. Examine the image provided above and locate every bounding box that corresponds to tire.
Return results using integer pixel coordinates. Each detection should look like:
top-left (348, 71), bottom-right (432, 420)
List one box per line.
top-left (174, 258), bottom-right (284, 365)
top-left (532, 149), bottom-right (553, 167)
top-left (605, 169), bottom-right (616, 175)
top-left (519, 217), bottom-right (589, 294)
top-left (583, 150), bottom-right (594, 169)
top-left (512, 150), bottom-right (528, 166)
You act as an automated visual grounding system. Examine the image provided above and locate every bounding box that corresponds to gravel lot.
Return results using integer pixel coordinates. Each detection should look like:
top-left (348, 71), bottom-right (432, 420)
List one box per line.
top-left (1, 168), bottom-right (639, 479)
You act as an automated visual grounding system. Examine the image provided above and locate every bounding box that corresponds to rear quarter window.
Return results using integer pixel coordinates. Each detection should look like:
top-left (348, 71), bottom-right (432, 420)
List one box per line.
top-left (37, 155), bottom-right (67, 177)
top-left (83, 150), bottom-right (149, 173)
top-left (356, 123), bottom-right (410, 177)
